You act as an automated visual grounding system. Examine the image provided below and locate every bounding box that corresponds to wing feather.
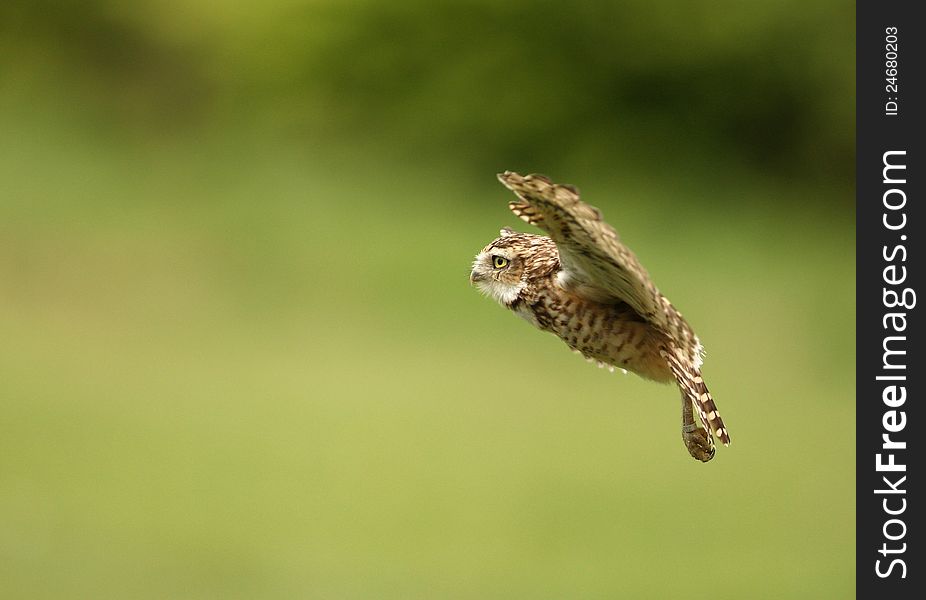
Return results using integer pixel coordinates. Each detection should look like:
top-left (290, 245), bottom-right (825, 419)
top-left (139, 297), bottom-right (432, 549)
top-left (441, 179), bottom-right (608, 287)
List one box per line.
top-left (498, 171), bottom-right (692, 345)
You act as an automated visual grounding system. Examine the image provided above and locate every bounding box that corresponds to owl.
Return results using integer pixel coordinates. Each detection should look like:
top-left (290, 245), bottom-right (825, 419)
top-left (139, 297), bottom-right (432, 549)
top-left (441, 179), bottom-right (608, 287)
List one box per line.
top-left (470, 171), bottom-right (730, 462)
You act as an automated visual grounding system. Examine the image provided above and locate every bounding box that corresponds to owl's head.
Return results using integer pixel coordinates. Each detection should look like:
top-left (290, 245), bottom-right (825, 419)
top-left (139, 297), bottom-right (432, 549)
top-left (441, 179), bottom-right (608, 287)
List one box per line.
top-left (470, 227), bottom-right (558, 306)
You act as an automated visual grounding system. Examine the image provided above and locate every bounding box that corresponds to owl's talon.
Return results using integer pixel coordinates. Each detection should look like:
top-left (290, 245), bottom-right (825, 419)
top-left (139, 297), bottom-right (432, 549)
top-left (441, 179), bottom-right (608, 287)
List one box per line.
top-left (683, 427), bottom-right (715, 462)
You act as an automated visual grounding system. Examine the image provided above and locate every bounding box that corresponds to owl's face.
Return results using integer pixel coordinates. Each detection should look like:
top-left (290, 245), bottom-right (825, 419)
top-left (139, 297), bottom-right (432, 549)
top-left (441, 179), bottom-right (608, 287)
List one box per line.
top-left (470, 228), bottom-right (556, 306)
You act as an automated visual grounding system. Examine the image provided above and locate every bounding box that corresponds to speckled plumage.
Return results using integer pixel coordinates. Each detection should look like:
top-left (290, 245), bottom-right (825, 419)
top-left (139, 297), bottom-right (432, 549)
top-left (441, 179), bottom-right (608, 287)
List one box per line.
top-left (470, 171), bottom-right (730, 462)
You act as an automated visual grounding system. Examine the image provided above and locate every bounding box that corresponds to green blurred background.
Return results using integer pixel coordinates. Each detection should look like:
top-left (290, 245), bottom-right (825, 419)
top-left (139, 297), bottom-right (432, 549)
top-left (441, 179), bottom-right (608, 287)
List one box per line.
top-left (1, 1), bottom-right (854, 598)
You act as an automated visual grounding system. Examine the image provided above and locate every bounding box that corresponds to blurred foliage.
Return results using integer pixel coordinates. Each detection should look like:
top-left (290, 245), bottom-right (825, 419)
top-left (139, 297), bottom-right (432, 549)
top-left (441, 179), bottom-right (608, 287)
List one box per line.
top-left (1, 1), bottom-right (854, 598)
top-left (2, 0), bottom-right (853, 192)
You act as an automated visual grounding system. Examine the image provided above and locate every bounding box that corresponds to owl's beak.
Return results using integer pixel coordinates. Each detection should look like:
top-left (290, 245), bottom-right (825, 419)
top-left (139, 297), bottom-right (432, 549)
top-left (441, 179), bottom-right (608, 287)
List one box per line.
top-left (469, 270), bottom-right (485, 285)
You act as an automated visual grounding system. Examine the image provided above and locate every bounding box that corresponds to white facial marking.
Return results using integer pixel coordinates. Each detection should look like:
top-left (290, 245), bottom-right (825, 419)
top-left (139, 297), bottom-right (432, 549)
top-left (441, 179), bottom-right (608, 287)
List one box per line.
top-left (474, 277), bottom-right (523, 306)
top-left (471, 249), bottom-right (524, 306)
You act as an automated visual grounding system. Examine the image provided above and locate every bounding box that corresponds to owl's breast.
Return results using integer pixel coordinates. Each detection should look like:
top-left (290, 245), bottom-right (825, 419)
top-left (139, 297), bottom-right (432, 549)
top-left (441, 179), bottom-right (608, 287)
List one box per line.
top-left (521, 281), bottom-right (671, 382)
top-left (512, 300), bottom-right (540, 327)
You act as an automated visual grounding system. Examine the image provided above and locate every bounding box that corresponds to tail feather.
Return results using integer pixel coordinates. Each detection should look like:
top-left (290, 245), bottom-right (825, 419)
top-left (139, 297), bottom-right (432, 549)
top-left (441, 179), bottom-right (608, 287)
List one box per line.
top-left (660, 347), bottom-right (731, 447)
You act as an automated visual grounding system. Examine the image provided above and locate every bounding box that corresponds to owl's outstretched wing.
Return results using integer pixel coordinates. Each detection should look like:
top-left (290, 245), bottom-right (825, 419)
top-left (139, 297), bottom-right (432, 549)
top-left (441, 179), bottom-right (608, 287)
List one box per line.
top-left (498, 171), bottom-right (694, 346)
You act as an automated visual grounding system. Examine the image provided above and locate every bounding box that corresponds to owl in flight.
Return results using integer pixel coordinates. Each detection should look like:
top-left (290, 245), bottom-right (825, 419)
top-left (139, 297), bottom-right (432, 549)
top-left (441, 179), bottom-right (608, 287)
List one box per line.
top-left (470, 171), bottom-right (730, 461)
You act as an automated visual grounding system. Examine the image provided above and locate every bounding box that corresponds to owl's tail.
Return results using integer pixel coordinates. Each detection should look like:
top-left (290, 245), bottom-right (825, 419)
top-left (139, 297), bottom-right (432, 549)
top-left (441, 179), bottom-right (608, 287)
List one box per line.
top-left (660, 347), bottom-right (731, 447)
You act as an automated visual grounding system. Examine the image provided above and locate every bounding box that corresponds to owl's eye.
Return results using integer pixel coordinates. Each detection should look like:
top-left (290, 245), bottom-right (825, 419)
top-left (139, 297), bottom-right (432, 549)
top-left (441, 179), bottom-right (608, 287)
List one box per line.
top-left (492, 255), bottom-right (509, 269)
